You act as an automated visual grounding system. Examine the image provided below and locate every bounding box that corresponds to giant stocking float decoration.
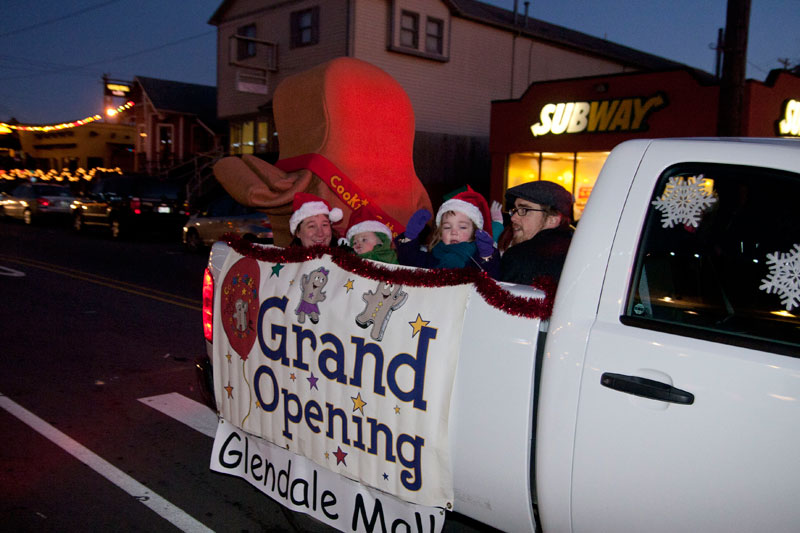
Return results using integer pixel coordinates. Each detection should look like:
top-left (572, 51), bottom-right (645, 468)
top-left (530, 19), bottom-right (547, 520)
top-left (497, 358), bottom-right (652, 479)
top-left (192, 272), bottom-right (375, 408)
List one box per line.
top-left (213, 57), bottom-right (433, 246)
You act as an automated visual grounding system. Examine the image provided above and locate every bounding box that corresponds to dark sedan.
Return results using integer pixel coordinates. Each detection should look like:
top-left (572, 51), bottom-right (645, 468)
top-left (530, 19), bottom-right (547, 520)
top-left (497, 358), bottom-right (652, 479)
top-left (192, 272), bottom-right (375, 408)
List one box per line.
top-left (72, 174), bottom-right (189, 239)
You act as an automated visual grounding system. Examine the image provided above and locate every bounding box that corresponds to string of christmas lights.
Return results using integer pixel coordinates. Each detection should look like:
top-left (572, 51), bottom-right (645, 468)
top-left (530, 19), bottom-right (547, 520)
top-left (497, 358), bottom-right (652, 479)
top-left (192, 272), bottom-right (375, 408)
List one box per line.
top-left (0, 167), bottom-right (122, 182)
top-left (0, 101), bottom-right (135, 132)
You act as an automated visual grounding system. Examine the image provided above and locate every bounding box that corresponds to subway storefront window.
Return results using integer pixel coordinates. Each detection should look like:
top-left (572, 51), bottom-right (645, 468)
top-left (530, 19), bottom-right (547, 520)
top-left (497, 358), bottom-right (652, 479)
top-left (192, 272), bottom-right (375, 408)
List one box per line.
top-left (574, 152), bottom-right (607, 219)
top-left (507, 151), bottom-right (609, 221)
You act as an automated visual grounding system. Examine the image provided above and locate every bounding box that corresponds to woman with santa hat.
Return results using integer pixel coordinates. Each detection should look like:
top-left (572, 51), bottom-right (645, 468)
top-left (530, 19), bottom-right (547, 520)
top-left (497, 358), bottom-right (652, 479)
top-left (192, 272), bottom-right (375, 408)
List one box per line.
top-left (288, 192), bottom-right (345, 248)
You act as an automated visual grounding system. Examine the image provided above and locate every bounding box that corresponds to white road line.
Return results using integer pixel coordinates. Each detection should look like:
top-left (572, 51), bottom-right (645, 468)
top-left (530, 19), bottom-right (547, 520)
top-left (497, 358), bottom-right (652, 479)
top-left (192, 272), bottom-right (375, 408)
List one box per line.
top-left (138, 393), bottom-right (218, 438)
top-left (0, 265), bottom-right (26, 277)
top-left (0, 393), bottom-right (213, 533)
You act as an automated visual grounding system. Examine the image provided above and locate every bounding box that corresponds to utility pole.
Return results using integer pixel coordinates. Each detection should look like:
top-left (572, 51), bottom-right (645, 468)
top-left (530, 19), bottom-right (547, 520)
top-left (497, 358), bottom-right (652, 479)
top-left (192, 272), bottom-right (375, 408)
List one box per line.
top-left (713, 28), bottom-right (724, 79)
top-left (717, 0), bottom-right (751, 136)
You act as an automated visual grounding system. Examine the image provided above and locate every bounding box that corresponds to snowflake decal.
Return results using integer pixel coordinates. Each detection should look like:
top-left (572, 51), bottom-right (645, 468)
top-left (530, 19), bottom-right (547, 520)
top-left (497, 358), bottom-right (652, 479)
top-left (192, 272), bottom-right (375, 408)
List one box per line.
top-left (651, 175), bottom-right (717, 228)
top-left (759, 244), bottom-right (800, 312)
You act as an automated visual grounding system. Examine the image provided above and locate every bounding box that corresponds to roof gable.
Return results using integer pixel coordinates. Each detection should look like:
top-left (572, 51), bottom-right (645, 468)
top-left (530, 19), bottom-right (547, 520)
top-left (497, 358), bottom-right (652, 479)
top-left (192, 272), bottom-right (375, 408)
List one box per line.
top-left (135, 76), bottom-right (221, 130)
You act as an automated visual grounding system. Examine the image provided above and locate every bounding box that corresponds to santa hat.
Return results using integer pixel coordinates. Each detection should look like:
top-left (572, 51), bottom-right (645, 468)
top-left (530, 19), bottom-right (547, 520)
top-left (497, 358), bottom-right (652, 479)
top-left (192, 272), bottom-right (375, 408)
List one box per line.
top-left (346, 204), bottom-right (393, 241)
top-left (289, 192), bottom-right (343, 235)
top-left (436, 186), bottom-right (492, 233)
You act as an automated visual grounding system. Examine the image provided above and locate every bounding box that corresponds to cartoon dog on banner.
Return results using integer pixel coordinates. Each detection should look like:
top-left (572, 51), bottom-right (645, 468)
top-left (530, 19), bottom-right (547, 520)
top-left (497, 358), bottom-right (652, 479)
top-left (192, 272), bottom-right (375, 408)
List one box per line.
top-left (295, 267), bottom-right (329, 324)
top-left (213, 58), bottom-right (433, 246)
top-left (356, 281), bottom-right (408, 341)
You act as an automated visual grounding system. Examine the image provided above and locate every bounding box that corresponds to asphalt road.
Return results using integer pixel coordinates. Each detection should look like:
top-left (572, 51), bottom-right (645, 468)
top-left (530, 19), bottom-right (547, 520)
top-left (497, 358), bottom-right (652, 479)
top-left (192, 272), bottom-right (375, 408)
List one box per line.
top-left (0, 218), bottom-right (333, 531)
top-left (0, 218), bottom-right (494, 533)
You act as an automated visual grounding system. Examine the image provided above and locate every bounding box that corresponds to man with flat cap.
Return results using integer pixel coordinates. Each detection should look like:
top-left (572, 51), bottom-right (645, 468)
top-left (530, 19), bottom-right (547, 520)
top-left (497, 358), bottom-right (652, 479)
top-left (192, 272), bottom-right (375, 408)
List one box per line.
top-left (500, 181), bottom-right (574, 284)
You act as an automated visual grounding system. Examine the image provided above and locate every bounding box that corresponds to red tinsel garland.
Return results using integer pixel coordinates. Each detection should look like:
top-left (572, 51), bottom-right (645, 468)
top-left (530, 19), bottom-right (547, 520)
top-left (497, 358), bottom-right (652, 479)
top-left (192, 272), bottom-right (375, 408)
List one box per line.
top-left (223, 234), bottom-right (555, 320)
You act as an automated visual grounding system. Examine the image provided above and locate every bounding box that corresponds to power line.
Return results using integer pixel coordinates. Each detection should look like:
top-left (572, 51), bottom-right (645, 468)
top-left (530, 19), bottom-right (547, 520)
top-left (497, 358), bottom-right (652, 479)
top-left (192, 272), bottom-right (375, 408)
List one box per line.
top-left (0, 0), bottom-right (124, 38)
top-left (0, 30), bottom-right (214, 82)
top-left (0, 54), bottom-right (97, 76)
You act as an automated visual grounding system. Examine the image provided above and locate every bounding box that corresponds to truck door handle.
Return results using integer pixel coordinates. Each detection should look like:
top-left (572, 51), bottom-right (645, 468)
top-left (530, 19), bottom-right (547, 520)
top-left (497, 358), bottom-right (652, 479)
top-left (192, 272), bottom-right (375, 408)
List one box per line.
top-left (600, 373), bottom-right (694, 405)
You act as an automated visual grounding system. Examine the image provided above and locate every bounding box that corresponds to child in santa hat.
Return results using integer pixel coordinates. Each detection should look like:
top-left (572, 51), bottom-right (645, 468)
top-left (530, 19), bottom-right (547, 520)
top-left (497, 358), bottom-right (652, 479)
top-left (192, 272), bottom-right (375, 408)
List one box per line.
top-left (395, 187), bottom-right (500, 278)
top-left (289, 192), bottom-right (345, 247)
top-left (346, 205), bottom-right (399, 264)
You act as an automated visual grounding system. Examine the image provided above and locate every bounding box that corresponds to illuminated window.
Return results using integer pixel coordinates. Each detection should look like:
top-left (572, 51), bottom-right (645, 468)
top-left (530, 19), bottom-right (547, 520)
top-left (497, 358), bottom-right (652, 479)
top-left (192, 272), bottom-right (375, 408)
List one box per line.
top-left (229, 123), bottom-right (242, 154)
top-left (507, 152), bottom-right (539, 189)
top-left (237, 24), bottom-right (256, 60)
top-left (540, 153), bottom-right (574, 202)
top-left (506, 151), bottom-right (609, 221)
top-left (291, 7), bottom-right (319, 48)
top-left (574, 152), bottom-right (608, 219)
top-left (426, 17), bottom-right (443, 54)
top-left (241, 120), bottom-right (254, 155)
top-left (257, 120), bottom-right (268, 152)
top-left (400, 11), bottom-right (419, 49)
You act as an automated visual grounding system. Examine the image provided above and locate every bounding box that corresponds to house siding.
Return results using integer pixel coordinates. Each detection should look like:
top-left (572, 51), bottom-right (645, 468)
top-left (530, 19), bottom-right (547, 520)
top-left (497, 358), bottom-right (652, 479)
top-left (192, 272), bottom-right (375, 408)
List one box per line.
top-left (216, 0), bottom-right (349, 120)
top-left (350, 0), bottom-right (635, 137)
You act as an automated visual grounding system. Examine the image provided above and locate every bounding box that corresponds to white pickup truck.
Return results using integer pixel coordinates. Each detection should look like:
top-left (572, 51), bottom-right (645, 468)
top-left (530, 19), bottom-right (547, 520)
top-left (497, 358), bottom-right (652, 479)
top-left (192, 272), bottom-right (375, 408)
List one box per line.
top-left (201, 138), bottom-right (800, 532)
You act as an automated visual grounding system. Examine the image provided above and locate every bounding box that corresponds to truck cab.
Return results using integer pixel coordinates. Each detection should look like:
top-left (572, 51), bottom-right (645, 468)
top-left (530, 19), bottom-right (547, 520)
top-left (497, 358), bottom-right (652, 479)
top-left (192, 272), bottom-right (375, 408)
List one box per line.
top-left (538, 138), bottom-right (800, 532)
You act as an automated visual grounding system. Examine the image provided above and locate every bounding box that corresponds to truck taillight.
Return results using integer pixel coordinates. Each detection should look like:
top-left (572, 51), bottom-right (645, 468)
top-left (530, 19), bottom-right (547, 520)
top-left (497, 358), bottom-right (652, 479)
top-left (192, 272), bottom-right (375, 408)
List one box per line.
top-left (131, 197), bottom-right (141, 214)
top-left (202, 268), bottom-right (214, 342)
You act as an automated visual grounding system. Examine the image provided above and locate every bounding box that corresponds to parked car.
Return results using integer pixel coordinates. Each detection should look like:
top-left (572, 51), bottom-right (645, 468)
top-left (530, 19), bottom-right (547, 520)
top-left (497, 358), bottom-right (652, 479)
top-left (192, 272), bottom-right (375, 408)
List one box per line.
top-left (72, 174), bottom-right (189, 239)
top-left (183, 194), bottom-right (273, 251)
top-left (0, 181), bottom-right (75, 225)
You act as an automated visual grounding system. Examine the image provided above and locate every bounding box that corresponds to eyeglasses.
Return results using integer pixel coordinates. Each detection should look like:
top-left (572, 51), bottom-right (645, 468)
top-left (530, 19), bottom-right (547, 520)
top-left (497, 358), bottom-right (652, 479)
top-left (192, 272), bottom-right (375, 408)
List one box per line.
top-left (507, 206), bottom-right (548, 217)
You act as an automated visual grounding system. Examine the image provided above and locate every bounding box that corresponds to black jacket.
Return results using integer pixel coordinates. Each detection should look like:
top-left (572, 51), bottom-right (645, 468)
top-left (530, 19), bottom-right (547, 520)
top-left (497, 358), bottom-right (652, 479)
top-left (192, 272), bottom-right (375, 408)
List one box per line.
top-left (500, 226), bottom-right (573, 284)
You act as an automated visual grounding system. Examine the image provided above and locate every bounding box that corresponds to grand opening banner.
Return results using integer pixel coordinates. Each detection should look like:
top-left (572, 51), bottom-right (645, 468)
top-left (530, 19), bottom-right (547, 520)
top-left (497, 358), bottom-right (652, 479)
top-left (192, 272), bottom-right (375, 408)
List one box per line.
top-left (210, 247), bottom-right (471, 509)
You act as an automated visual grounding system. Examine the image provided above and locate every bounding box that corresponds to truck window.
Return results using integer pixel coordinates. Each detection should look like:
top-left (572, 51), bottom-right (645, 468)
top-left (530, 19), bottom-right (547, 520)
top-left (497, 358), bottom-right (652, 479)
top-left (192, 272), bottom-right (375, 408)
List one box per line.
top-left (623, 163), bottom-right (799, 356)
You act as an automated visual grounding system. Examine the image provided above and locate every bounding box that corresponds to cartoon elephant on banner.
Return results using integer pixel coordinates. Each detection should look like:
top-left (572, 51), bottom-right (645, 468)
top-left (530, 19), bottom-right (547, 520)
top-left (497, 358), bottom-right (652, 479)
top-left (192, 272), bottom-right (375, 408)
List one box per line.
top-left (213, 58), bottom-right (433, 246)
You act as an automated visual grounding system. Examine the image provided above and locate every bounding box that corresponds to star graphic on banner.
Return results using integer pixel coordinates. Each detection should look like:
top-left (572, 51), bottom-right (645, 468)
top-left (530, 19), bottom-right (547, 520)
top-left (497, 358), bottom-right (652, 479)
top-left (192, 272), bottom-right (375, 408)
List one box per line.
top-left (324, 451), bottom-right (330, 460)
top-left (225, 353), bottom-right (232, 363)
top-left (271, 263), bottom-right (284, 277)
top-left (383, 473), bottom-right (389, 481)
top-left (334, 446), bottom-right (348, 466)
top-left (351, 393), bottom-right (367, 414)
top-left (344, 279), bottom-right (355, 293)
top-left (394, 405), bottom-right (401, 414)
top-left (409, 314), bottom-right (430, 337)
top-left (307, 372), bottom-right (319, 390)
top-left (224, 382), bottom-right (234, 398)
top-left (290, 373), bottom-right (297, 382)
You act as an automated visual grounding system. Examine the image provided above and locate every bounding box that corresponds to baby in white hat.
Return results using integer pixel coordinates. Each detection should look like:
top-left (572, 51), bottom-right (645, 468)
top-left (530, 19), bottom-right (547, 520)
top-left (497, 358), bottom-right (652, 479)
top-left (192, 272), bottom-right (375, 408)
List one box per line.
top-left (346, 205), bottom-right (398, 264)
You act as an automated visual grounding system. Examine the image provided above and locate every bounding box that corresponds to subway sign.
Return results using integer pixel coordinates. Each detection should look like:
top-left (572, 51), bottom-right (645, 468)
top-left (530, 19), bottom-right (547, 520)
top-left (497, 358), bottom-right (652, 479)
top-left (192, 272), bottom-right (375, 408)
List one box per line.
top-left (530, 92), bottom-right (667, 137)
top-left (777, 99), bottom-right (800, 136)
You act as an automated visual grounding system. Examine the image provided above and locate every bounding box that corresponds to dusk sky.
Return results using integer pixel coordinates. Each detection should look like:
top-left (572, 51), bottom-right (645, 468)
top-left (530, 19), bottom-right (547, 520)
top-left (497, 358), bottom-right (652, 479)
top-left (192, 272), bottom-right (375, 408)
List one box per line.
top-left (1, 0), bottom-right (798, 125)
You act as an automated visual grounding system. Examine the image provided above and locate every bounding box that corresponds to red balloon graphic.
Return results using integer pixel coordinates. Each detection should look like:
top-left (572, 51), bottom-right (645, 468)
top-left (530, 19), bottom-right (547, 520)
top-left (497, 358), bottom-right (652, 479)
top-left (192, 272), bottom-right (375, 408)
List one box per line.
top-left (220, 257), bottom-right (260, 360)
